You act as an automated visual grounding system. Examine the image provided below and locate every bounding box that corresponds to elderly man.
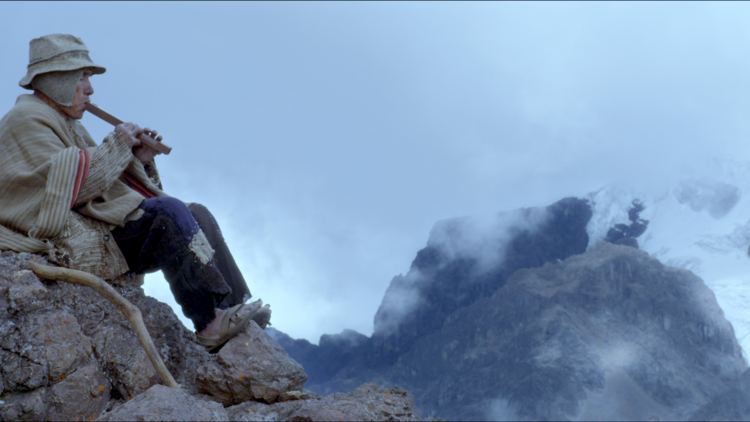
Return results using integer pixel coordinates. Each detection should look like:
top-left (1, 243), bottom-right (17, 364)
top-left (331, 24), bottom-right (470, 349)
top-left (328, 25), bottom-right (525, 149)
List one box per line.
top-left (0, 34), bottom-right (268, 352)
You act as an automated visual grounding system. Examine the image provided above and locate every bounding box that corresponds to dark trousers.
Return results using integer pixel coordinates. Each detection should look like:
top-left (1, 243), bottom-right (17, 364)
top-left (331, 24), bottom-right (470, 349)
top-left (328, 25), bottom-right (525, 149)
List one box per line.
top-left (111, 197), bottom-right (251, 331)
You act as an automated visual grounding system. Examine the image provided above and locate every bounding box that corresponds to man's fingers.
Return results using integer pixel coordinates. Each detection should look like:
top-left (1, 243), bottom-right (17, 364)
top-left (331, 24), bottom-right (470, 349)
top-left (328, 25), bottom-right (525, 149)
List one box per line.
top-left (143, 128), bottom-right (160, 140)
top-left (117, 123), bottom-right (163, 151)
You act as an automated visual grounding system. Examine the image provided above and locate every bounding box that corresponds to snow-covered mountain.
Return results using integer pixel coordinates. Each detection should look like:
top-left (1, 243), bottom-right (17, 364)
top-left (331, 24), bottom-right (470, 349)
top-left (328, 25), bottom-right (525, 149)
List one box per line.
top-left (586, 158), bottom-right (750, 360)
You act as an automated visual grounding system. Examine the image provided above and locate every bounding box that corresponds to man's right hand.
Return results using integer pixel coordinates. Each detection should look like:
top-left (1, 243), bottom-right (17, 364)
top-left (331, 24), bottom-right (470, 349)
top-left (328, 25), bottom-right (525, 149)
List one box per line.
top-left (115, 122), bottom-right (146, 149)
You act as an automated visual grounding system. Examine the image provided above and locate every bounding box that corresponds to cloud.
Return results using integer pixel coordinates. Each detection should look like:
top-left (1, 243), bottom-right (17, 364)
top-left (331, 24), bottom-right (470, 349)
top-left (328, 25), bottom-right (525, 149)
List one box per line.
top-left (373, 270), bottom-right (424, 336)
top-left (427, 207), bottom-right (551, 275)
top-left (375, 207), bottom-right (552, 335)
top-left (485, 398), bottom-right (520, 422)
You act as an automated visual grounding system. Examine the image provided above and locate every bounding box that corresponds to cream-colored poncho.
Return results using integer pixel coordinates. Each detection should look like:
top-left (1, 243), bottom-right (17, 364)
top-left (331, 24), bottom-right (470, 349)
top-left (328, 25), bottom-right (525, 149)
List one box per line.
top-left (0, 94), bottom-right (165, 279)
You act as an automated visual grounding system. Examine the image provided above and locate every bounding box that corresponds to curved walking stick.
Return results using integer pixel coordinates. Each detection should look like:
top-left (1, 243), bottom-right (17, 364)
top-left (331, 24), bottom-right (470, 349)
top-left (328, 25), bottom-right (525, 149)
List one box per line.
top-left (28, 262), bottom-right (180, 389)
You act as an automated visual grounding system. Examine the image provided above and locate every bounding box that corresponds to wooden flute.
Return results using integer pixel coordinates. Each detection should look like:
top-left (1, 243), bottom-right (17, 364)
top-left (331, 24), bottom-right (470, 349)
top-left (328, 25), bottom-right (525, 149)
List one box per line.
top-left (85, 103), bottom-right (172, 155)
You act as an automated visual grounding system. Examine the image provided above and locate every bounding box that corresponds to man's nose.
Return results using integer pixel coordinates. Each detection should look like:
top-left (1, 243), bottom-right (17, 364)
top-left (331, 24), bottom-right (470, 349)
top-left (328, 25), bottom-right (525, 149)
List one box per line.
top-left (84, 82), bottom-right (94, 96)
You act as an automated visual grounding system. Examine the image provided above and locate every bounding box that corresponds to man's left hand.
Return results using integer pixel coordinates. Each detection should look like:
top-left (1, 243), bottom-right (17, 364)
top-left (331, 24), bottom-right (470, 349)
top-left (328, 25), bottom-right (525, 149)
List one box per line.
top-left (133, 128), bottom-right (163, 164)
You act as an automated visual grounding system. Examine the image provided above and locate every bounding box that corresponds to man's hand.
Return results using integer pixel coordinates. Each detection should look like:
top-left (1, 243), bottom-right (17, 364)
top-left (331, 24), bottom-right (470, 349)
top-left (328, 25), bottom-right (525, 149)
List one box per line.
top-left (114, 123), bottom-right (163, 164)
top-left (133, 128), bottom-right (163, 164)
top-left (115, 122), bottom-right (144, 148)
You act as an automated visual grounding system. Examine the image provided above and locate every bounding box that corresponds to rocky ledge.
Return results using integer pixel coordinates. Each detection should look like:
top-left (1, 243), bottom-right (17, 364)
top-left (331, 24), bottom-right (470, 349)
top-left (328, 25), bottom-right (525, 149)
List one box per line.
top-left (0, 251), bottom-right (423, 421)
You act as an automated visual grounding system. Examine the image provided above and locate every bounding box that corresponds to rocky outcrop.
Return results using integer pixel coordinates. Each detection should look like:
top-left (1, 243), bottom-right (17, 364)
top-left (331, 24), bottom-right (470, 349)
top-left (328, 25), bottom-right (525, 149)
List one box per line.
top-left (604, 199), bottom-right (648, 248)
top-left (0, 250), bottom-right (208, 421)
top-left (0, 250), bottom-right (424, 421)
top-left (196, 321), bottom-right (307, 405)
top-left (97, 385), bottom-right (228, 421)
top-left (227, 383), bottom-right (421, 421)
top-left (688, 367), bottom-right (750, 421)
top-left (98, 382), bottom-right (421, 422)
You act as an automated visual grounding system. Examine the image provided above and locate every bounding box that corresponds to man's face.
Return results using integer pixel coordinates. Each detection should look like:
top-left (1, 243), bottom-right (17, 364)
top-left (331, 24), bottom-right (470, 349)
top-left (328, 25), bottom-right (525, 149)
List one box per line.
top-left (61, 69), bottom-right (94, 120)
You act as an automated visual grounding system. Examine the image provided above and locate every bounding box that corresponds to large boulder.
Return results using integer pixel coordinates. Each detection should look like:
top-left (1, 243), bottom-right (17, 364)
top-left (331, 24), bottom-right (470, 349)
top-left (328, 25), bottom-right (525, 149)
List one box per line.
top-left (226, 382), bottom-right (421, 421)
top-left (0, 253), bottom-right (111, 421)
top-left (196, 321), bottom-right (307, 405)
top-left (97, 385), bottom-right (228, 421)
top-left (0, 251), bottom-right (209, 419)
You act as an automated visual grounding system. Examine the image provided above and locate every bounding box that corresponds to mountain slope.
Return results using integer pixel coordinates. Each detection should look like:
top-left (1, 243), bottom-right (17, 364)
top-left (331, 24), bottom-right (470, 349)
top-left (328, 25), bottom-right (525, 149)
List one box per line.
top-left (272, 164), bottom-right (750, 419)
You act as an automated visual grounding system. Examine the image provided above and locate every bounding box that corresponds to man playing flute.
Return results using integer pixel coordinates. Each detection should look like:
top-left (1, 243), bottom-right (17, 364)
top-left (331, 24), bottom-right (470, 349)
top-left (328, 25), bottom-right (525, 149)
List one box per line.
top-left (0, 34), bottom-right (269, 352)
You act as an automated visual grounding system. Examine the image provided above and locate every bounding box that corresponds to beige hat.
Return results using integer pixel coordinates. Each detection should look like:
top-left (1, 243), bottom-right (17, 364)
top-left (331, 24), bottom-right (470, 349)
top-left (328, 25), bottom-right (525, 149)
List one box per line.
top-left (19, 34), bottom-right (105, 89)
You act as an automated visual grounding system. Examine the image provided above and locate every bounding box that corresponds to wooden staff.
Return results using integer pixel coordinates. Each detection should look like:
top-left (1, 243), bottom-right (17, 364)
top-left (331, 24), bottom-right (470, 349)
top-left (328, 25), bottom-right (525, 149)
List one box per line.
top-left (85, 103), bottom-right (173, 155)
top-left (28, 262), bottom-right (180, 389)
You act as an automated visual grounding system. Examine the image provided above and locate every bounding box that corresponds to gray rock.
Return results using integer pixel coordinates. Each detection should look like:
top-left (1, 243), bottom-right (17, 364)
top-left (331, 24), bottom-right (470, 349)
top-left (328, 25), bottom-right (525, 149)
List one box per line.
top-left (227, 382), bottom-right (421, 421)
top-left (47, 363), bottom-right (111, 421)
top-left (0, 308), bottom-right (93, 393)
top-left (0, 388), bottom-right (47, 421)
top-left (196, 321), bottom-right (307, 405)
top-left (689, 368), bottom-right (750, 421)
top-left (96, 384), bottom-right (228, 421)
top-left (45, 270), bottom-right (209, 398)
top-left (0, 250), bottom-right (426, 422)
top-left (0, 250), bottom-right (210, 419)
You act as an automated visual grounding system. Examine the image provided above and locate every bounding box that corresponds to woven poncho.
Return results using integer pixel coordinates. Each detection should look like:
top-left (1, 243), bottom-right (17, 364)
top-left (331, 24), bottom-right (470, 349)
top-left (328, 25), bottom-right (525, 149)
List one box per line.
top-left (0, 94), bottom-right (166, 279)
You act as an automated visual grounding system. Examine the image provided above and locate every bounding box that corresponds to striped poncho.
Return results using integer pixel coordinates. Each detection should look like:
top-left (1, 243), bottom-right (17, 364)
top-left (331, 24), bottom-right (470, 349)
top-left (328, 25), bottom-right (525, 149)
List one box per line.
top-left (0, 94), bottom-right (166, 279)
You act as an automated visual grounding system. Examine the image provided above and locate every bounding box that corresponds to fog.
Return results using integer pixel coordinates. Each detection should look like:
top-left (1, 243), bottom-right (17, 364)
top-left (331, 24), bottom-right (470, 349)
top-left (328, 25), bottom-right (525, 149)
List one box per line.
top-left (2, 2), bottom-right (750, 343)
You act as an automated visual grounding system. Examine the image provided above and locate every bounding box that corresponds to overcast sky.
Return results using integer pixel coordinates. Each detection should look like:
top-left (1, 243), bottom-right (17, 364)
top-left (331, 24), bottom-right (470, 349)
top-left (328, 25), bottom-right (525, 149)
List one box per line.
top-left (3, 2), bottom-right (750, 343)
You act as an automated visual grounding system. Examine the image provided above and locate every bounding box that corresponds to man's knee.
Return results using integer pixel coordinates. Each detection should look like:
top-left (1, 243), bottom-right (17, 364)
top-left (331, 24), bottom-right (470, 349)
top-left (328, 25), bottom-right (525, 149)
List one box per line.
top-left (141, 197), bottom-right (192, 220)
top-left (138, 197), bottom-right (199, 236)
top-left (187, 202), bottom-right (220, 229)
top-left (186, 202), bottom-right (209, 216)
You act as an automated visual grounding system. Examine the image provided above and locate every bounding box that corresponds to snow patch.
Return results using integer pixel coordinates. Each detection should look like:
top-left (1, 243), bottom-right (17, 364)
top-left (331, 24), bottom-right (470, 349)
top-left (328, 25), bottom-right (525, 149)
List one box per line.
top-left (588, 158), bottom-right (750, 361)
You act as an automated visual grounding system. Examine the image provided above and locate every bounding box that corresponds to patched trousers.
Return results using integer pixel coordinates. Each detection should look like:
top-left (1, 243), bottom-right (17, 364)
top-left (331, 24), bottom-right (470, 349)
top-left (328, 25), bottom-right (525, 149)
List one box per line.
top-left (111, 197), bottom-right (251, 331)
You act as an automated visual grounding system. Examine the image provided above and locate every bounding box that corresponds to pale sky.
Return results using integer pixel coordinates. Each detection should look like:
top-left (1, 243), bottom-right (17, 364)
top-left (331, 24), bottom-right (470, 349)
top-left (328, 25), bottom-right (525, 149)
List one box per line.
top-left (2, 2), bottom-right (750, 343)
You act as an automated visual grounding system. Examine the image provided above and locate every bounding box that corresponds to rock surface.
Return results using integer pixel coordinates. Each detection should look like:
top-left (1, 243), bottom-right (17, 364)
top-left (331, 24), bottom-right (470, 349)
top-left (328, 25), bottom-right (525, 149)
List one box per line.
top-left (196, 321), bottom-right (307, 405)
top-left (97, 385), bottom-right (228, 421)
top-left (0, 250), bottom-right (424, 421)
top-left (226, 383), bottom-right (421, 421)
top-left (688, 367), bottom-right (750, 421)
top-left (0, 251), bottom-right (208, 420)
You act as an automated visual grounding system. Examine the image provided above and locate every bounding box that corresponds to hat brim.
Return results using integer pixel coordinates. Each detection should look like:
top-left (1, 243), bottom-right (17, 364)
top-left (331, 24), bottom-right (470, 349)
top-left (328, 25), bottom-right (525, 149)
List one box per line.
top-left (19, 52), bottom-right (106, 89)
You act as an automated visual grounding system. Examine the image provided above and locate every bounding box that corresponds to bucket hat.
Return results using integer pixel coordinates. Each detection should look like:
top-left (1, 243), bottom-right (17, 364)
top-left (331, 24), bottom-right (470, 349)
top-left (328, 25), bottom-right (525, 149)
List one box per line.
top-left (19, 34), bottom-right (105, 89)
